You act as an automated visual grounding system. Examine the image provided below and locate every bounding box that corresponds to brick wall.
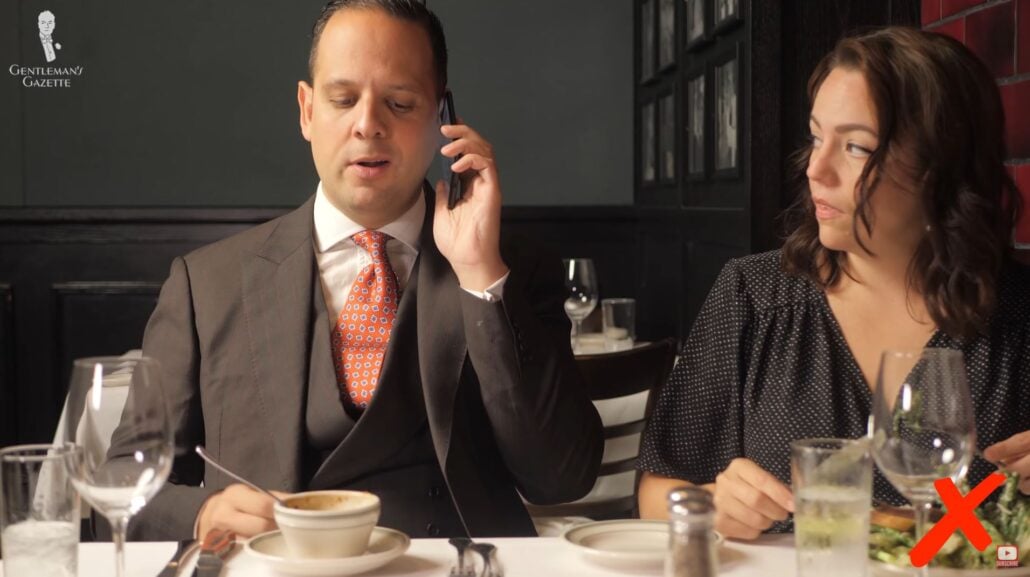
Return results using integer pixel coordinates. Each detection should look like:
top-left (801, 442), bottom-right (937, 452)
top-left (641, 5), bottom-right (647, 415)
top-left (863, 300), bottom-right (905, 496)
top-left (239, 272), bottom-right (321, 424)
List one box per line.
top-left (923, 0), bottom-right (1030, 252)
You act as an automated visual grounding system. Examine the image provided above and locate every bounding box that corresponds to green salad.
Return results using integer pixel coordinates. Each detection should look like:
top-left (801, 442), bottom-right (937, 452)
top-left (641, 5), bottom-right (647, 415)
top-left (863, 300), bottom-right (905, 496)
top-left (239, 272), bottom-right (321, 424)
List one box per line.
top-left (869, 471), bottom-right (1030, 569)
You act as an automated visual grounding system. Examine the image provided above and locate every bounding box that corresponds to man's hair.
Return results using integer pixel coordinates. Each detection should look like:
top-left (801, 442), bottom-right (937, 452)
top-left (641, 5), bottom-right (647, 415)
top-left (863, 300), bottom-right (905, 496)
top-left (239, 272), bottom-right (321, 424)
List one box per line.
top-left (782, 26), bottom-right (1022, 339)
top-left (38, 10), bottom-right (55, 21)
top-left (308, 0), bottom-right (448, 97)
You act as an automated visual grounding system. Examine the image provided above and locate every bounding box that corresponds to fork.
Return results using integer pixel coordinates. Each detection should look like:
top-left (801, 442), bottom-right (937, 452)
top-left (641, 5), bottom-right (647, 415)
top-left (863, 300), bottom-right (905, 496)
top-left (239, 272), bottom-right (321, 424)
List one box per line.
top-left (471, 542), bottom-right (503, 577)
top-left (447, 537), bottom-right (476, 577)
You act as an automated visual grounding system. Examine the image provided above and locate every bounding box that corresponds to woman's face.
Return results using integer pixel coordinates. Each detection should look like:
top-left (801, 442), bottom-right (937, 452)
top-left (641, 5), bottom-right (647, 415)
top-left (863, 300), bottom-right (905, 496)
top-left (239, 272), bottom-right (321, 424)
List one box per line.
top-left (806, 67), bottom-right (925, 256)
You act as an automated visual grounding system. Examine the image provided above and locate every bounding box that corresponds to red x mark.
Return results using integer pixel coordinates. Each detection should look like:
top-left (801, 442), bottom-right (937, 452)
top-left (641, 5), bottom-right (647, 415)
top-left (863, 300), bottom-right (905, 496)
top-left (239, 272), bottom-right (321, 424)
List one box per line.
top-left (909, 473), bottom-right (1006, 567)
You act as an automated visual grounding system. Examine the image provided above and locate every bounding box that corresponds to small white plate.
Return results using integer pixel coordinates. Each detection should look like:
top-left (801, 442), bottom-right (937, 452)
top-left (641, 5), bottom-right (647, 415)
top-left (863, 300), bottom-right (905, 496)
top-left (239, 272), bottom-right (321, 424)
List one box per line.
top-left (561, 519), bottom-right (723, 569)
top-left (871, 561), bottom-right (1030, 576)
top-left (243, 527), bottom-right (410, 576)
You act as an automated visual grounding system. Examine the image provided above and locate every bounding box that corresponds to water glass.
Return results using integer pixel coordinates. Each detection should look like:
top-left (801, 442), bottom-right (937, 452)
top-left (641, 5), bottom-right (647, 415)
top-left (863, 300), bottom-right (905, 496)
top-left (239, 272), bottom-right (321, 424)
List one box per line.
top-left (1, 444), bottom-right (81, 577)
top-left (791, 438), bottom-right (872, 577)
top-left (601, 298), bottom-right (636, 352)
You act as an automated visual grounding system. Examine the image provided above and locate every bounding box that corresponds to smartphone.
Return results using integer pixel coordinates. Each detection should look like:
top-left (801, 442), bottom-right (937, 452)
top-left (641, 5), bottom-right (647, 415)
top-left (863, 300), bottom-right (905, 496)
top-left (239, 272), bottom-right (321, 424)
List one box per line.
top-left (439, 90), bottom-right (464, 209)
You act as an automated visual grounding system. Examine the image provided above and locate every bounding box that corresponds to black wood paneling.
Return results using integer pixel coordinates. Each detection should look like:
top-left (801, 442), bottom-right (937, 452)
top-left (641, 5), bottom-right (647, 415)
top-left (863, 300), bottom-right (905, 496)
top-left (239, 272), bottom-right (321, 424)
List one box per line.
top-left (52, 282), bottom-right (161, 412)
top-left (0, 284), bottom-right (14, 447)
top-left (637, 221), bottom-right (683, 341)
top-left (750, 0), bottom-right (784, 251)
top-left (684, 239), bottom-right (748, 331)
top-left (503, 206), bottom-right (640, 322)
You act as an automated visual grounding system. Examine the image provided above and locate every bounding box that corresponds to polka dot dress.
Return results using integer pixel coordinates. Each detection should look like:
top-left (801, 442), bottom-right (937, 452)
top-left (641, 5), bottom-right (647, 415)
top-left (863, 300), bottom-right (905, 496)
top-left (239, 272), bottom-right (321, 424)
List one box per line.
top-left (331, 230), bottom-right (399, 410)
top-left (637, 250), bottom-right (1030, 533)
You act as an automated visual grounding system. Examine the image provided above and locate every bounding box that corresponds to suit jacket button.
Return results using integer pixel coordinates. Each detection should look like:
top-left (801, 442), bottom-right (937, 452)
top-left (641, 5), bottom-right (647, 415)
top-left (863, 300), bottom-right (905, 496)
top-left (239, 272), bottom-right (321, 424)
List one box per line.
top-left (426, 523), bottom-right (440, 537)
top-left (429, 486), bottom-right (442, 498)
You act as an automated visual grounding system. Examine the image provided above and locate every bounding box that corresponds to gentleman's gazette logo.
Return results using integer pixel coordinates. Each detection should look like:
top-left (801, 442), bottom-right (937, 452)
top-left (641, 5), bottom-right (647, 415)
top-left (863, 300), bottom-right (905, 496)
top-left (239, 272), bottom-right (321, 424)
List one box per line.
top-left (8, 9), bottom-right (85, 88)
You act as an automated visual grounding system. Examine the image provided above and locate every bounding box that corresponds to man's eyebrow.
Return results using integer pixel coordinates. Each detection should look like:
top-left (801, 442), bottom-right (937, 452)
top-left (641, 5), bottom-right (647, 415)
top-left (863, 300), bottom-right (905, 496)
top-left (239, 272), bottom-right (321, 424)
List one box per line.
top-left (321, 79), bottom-right (357, 90)
top-left (320, 79), bottom-right (423, 94)
top-left (385, 84), bottom-right (420, 94)
top-left (809, 115), bottom-right (878, 137)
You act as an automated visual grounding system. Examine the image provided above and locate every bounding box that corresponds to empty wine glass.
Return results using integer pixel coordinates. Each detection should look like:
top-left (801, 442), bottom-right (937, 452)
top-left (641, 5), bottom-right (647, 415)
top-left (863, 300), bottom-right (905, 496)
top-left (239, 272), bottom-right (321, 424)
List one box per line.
top-left (61, 356), bottom-right (173, 577)
top-left (869, 348), bottom-right (975, 576)
top-left (562, 258), bottom-right (599, 353)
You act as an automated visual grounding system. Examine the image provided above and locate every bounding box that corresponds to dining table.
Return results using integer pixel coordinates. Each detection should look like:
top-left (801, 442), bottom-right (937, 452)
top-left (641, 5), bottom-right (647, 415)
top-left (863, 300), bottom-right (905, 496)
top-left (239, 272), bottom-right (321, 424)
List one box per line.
top-left (572, 333), bottom-right (649, 356)
top-left (0, 534), bottom-right (798, 577)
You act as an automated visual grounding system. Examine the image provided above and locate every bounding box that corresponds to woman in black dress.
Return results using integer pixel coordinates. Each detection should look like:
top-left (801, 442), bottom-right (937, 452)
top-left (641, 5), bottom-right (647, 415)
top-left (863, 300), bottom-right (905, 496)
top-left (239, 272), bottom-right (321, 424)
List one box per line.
top-left (637, 27), bottom-right (1030, 540)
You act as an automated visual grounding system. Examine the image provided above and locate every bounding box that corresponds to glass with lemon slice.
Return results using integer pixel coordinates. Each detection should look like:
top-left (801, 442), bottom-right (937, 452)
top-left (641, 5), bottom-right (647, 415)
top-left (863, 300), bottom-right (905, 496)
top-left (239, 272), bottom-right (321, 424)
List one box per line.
top-left (791, 439), bottom-right (873, 577)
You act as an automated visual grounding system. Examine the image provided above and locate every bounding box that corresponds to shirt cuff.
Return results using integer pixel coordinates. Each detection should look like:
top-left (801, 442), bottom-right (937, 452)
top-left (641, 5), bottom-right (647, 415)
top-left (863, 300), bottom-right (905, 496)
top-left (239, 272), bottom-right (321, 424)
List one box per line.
top-left (460, 272), bottom-right (509, 302)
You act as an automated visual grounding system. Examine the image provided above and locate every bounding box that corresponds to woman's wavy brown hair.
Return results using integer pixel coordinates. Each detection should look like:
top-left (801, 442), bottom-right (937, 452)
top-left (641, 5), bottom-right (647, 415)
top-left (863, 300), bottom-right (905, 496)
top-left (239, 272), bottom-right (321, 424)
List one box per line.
top-left (782, 26), bottom-right (1022, 339)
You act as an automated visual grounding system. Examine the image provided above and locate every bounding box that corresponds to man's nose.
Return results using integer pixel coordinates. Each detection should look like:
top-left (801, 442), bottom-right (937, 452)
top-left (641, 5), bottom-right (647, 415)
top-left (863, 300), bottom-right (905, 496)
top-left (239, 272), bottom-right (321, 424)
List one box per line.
top-left (352, 99), bottom-right (387, 140)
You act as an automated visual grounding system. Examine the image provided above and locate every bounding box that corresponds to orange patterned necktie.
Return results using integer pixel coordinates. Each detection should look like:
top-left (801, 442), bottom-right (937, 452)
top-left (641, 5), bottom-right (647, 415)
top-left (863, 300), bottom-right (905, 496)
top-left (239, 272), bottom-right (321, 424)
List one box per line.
top-left (331, 230), bottom-right (399, 410)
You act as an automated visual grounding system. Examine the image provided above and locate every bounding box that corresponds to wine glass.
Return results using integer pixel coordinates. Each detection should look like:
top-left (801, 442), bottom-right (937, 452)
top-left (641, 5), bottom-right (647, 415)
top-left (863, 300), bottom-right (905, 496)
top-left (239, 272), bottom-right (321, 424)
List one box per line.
top-left (562, 258), bottom-right (599, 353)
top-left (869, 348), bottom-right (976, 575)
top-left (61, 356), bottom-right (173, 577)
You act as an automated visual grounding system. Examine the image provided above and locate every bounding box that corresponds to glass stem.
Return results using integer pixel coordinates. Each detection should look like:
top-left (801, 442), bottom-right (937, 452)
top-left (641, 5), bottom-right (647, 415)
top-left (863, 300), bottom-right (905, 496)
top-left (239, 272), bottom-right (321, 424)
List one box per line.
top-left (913, 498), bottom-right (933, 577)
top-left (572, 319), bottom-right (583, 352)
top-left (109, 515), bottom-right (129, 577)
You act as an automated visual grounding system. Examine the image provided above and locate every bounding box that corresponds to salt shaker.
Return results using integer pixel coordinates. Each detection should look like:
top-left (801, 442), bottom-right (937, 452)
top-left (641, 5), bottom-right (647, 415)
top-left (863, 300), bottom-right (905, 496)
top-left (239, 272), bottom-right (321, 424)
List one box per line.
top-left (666, 486), bottom-right (718, 577)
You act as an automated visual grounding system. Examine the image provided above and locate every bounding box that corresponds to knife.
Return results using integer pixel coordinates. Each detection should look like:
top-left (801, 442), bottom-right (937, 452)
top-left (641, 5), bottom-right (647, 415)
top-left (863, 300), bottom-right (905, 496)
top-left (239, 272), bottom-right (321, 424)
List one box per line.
top-left (157, 539), bottom-right (197, 577)
top-left (192, 529), bottom-right (235, 577)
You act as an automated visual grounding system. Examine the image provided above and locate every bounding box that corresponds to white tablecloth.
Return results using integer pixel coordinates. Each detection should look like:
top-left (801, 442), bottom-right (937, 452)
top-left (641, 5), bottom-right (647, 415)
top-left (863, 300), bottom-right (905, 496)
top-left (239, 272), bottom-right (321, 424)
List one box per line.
top-left (0, 535), bottom-right (797, 577)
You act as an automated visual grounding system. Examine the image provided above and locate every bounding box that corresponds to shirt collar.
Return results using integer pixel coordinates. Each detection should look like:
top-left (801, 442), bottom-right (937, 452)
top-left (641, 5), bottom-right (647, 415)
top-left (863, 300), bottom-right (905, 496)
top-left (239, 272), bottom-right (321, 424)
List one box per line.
top-left (313, 181), bottom-right (424, 254)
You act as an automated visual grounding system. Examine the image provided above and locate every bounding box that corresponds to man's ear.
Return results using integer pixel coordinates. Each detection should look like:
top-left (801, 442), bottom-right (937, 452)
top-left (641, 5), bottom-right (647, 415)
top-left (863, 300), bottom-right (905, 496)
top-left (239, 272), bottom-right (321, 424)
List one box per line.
top-left (298, 80), bottom-right (314, 142)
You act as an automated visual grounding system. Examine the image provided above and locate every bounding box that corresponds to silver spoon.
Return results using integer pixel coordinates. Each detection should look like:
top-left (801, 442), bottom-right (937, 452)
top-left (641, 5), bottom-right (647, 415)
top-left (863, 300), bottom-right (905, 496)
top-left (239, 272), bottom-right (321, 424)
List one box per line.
top-left (195, 445), bottom-right (287, 506)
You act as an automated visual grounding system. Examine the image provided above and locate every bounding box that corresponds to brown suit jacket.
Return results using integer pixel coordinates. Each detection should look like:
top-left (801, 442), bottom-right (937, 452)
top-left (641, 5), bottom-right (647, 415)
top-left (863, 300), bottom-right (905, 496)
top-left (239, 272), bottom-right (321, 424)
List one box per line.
top-left (113, 190), bottom-right (604, 540)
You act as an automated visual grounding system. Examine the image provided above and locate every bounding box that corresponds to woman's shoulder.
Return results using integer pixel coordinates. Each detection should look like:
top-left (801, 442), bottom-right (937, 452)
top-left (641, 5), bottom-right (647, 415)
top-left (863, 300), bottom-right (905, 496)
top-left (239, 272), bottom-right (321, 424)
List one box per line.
top-left (719, 250), bottom-right (822, 313)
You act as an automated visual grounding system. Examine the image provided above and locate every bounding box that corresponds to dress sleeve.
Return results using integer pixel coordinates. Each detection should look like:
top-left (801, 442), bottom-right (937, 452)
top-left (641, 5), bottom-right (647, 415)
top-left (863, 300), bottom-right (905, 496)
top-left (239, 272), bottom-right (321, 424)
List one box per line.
top-left (637, 259), bottom-right (748, 484)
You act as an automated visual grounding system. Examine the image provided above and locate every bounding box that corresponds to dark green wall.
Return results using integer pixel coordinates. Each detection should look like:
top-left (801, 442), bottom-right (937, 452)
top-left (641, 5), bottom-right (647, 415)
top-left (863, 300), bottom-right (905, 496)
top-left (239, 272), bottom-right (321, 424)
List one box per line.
top-left (1, 0), bottom-right (23, 206)
top-left (432, 0), bottom-right (633, 206)
top-left (0, 1), bottom-right (632, 207)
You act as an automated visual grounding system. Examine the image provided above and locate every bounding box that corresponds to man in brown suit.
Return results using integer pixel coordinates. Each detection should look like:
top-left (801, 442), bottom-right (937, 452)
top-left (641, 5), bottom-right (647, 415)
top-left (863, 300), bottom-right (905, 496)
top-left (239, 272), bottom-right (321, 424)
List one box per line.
top-left (113, 0), bottom-right (603, 541)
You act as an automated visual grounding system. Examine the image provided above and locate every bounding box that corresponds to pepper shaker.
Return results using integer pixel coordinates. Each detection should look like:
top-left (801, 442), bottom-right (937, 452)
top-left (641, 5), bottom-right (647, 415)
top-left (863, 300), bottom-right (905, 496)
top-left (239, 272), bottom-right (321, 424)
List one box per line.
top-left (666, 486), bottom-right (718, 577)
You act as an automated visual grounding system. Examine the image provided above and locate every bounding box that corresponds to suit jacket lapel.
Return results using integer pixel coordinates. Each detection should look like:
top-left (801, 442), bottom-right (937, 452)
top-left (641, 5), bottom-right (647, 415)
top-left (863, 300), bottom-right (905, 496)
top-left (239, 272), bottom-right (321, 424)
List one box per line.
top-left (416, 184), bottom-right (468, 465)
top-left (240, 196), bottom-right (317, 489)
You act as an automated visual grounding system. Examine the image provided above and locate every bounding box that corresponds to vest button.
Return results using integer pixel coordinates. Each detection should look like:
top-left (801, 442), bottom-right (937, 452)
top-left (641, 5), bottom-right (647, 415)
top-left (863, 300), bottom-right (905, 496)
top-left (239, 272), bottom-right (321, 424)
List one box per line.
top-left (428, 486), bottom-right (442, 498)
top-left (426, 523), bottom-right (441, 536)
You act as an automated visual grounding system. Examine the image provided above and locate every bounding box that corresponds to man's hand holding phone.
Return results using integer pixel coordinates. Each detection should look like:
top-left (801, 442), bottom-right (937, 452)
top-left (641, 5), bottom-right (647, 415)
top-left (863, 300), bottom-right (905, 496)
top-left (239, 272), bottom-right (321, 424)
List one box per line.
top-left (433, 93), bottom-right (508, 293)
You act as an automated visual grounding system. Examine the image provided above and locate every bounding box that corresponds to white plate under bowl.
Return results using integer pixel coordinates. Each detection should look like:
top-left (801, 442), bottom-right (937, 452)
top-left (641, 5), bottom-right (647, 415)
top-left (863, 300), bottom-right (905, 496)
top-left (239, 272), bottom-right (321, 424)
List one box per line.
top-left (561, 519), bottom-right (723, 569)
top-left (244, 526), bottom-right (409, 576)
top-left (871, 560), bottom-right (1030, 576)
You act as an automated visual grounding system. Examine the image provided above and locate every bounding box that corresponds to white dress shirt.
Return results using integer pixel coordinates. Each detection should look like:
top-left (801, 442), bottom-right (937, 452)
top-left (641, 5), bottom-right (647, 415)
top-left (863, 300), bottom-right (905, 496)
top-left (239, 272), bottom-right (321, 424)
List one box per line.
top-left (312, 183), bottom-right (506, 323)
top-left (40, 33), bottom-right (57, 63)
